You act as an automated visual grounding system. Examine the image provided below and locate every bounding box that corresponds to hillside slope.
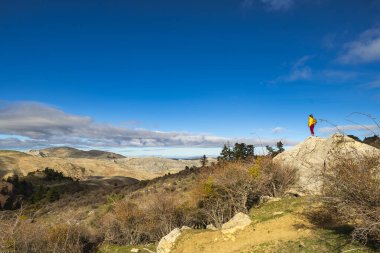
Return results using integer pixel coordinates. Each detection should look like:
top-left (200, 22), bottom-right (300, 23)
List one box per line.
top-left (164, 198), bottom-right (376, 253)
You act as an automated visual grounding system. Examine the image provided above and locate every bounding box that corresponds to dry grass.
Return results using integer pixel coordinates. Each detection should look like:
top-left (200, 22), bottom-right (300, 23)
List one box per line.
top-left (191, 158), bottom-right (298, 228)
top-left (321, 154), bottom-right (380, 247)
top-left (0, 157), bottom-right (298, 251)
top-left (101, 194), bottom-right (192, 245)
top-left (0, 209), bottom-right (97, 253)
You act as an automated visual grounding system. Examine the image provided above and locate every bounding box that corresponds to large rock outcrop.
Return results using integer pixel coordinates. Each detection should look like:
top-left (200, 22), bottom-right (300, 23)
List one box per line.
top-left (273, 134), bottom-right (380, 193)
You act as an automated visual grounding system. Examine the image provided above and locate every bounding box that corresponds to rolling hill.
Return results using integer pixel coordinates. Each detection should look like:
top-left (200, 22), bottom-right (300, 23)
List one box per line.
top-left (0, 148), bottom-right (205, 180)
top-left (28, 147), bottom-right (125, 159)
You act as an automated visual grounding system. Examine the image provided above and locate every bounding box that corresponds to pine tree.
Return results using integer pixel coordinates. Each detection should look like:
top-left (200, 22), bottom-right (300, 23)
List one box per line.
top-left (219, 142), bottom-right (255, 161)
top-left (266, 145), bottom-right (275, 156)
top-left (46, 188), bottom-right (60, 202)
top-left (219, 143), bottom-right (232, 161)
top-left (276, 141), bottom-right (285, 153)
top-left (233, 143), bottom-right (245, 160)
top-left (246, 145), bottom-right (255, 158)
top-left (32, 185), bottom-right (46, 203)
top-left (200, 155), bottom-right (208, 167)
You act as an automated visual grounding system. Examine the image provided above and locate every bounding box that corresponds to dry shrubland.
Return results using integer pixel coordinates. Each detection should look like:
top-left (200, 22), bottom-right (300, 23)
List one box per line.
top-left (193, 158), bottom-right (298, 227)
top-left (0, 157), bottom-right (298, 251)
top-left (101, 157), bottom-right (298, 245)
top-left (321, 154), bottom-right (380, 247)
top-left (0, 211), bottom-right (96, 253)
top-left (101, 194), bottom-right (190, 245)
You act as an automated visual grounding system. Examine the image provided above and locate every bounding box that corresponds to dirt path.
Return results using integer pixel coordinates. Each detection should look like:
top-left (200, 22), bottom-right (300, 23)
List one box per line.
top-left (171, 213), bottom-right (313, 253)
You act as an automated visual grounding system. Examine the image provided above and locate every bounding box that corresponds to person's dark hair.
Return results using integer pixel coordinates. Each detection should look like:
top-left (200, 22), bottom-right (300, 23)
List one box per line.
top-left (309, 114), bottom-right (313, 117)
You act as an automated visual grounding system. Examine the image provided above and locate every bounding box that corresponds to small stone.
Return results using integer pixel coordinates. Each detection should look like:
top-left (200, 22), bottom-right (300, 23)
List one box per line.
top-left (206, 224), bottom-right (217, 230)
top-left (285, 189), bottom-right (305, 197)
top-left (221, 212), bottom-right (252, 234)
top-left (260, 196), bottom-right (281, 204)
top-left (273, 211), bottom-right (284, 216)
top-left (130, 248), bottom-right (139, 253)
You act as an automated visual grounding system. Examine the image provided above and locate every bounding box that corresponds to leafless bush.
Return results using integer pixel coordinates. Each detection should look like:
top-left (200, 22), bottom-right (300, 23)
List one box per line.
top-left (259, 159), bottom-right (299, 197)
top-left (102, 201), bottom-right (148, 245)
top-left (0, 210), bottom-right (95, 253)
top-left (0, 157), bottom-right (298, 250)
top-left (322, 154), bottom-right (380, 246)
top-left (102, 193), bottom-right (190, 245)
top-left (192, 158), bottom-right (298, 228)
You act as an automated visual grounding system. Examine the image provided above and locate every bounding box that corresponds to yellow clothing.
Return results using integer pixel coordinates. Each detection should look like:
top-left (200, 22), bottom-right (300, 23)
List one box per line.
top-left (308, 116), bottom-right (314, 127)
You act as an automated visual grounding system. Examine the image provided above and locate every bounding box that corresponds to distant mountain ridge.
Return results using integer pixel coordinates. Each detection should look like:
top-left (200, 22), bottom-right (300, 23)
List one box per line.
top-left (28, 147), bottom-right (125, 159)
top-left (0, 148), bottom-right (205, 181)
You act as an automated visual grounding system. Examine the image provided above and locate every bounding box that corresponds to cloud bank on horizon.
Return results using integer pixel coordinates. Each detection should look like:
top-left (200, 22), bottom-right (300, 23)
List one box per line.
top-left (0, 102), bottom-right (297, 150)
top-left (319, 125), bottom-right (379, 136)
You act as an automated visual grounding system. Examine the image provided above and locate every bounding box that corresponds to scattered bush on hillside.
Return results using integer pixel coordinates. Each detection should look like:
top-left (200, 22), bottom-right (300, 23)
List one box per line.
top-left (2, 168), bottom-right (70, 208)
top-left (363, 135), bottom-right (380, 149)
top-left (347, 134), bottom-right (361, 142)
top-left (102, 194), bottom-right (193, 245)
top-left (345, 112), bottom-right (380, 149)
top-left (1, 154), bottom-right (298, 249)
top-left (4, 180), bottom-right (61, 206)
top-left (42, 167), bottom-right (73, 181)
top-left (0, 210), bottom-right (96, 253)
top-left (346, 134), bottom-right (380, 149)
top-left (6, 175), bottom-right (33, 197)
top-left (193, 158), bottom-right (298, 228)
top-left (321, 154), bottom-right (380, 247)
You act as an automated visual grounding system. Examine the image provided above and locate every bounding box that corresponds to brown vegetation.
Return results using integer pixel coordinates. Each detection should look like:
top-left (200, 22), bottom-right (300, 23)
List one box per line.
top-left (0, 210), bottom-right (97, 253)
top-left (101, 194), bottom-right (191, 245)
top-left (321, 154), bottom-right (380, 247)
top-left (193, 158), bottom-right (298, 228)
top-left (0, 156), bottom-right (298, 251)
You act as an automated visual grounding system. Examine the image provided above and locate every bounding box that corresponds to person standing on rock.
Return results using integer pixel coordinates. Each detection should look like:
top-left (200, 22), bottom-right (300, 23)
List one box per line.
top-left (308, 114), bottom-right (317, 136)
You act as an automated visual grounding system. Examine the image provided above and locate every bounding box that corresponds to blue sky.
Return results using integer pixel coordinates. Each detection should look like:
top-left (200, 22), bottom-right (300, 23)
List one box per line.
top-left (0, 0), bottom-right (379, 157)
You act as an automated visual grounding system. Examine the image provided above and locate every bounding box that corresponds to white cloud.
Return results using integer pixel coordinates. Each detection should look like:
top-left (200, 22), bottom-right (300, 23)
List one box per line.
top-left (319, 124), bottom-right (379, 134)
top-left (241, 0), bottom-right (255, 8)
top-left (241, 0), bottom-right (295, 11)
top-left (261, 0), bottom-right (295, 11)
top-left (0, 102), bottom-right (298, 149)
top-left (338, 28), bottom-right (380, 64)
top-left (272, 127), bottom-right (285, 134)
top-left (366, 79), bottom-right (380, 88)
top-left (322, 33), bottom-right (337, 49)
top-left (319, 70), bottom-right (358, 82)
top-left (272, 56), bottom-right (313, 83)
top-left (285, 67), bottom-right (312, 81)
top-left (270, 55), bottom-right (361, 84)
